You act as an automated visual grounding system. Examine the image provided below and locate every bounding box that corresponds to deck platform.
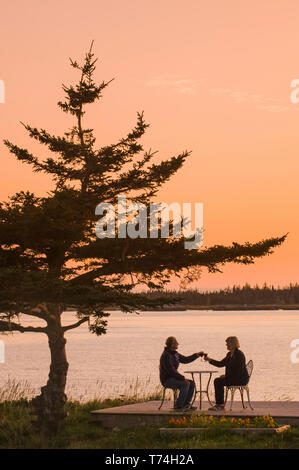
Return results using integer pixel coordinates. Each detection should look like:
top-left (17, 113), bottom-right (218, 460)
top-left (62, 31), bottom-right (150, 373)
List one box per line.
top-left (91, 400), bottom-right (299, 429)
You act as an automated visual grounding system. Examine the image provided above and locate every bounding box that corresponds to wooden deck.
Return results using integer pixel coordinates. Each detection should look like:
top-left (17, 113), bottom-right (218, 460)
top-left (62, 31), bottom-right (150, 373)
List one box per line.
top-left (91, 400), bottom-right (299, 429)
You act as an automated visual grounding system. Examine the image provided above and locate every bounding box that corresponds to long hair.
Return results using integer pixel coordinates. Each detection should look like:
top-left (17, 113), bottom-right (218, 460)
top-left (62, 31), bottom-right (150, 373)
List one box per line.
top-left (226, 336), bottom-right (240, 349)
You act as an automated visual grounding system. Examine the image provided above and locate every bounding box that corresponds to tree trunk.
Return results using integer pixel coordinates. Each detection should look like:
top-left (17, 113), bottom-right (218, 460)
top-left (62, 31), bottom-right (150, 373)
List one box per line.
top-left (32, 313), bottom-right (69, 434)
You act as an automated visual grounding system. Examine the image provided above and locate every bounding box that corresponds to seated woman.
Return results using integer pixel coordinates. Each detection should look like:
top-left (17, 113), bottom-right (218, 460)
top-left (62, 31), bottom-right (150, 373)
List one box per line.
top-left (204, 336), bottom-right (249, 411)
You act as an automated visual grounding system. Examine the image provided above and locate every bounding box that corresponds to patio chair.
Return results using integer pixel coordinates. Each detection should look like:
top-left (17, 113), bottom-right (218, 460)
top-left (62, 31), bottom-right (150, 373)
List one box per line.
top-left (158, 387), bottom-right (178, 410)
top-left (224, 360), bottom-right (254, 411)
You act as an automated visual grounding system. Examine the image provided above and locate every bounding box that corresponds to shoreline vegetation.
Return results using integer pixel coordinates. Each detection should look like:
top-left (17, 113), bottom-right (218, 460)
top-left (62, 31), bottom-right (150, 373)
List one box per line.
top-left (145, 304), bottom-right (299, 311)
top-left (138, 284), bottom-right (299, 311)
top-left (78, 284), bottom-right (299, 311)
top-left (0, 380), bottom-right (298, 449)
top-left (106, 304), bottom-right (299, 311)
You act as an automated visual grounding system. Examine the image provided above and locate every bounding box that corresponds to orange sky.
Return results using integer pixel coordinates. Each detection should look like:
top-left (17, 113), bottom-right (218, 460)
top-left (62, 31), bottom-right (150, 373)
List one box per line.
top-left (1, 0), bottom-right (299, 290)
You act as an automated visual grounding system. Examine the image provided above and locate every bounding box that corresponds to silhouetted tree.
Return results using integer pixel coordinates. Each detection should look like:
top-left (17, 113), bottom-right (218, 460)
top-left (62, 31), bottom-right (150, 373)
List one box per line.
top-left (0, 44), bottom-right (286, 433)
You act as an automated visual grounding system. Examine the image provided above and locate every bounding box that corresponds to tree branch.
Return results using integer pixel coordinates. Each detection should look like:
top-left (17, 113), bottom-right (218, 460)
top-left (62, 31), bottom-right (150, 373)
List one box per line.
top-left (62, 317), bottom-right (89, 332)
top-left (0, 320), bottom-right (47, 334)
top-left (23, 303), bottom-right (49, 320)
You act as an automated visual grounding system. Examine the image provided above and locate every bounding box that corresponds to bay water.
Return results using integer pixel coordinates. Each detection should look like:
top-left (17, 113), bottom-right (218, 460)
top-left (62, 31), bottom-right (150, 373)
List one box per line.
top-left (0, 310), bottom-right (298, 402)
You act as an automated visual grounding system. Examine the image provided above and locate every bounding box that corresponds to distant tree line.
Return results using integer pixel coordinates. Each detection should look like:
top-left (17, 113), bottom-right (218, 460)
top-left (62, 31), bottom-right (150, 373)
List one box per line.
top-left (146, 283), bottom-right (299, 306)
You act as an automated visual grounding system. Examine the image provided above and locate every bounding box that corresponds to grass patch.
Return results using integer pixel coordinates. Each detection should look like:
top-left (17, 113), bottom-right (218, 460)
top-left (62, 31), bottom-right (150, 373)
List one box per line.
top-left (0, 381), bottom-right (298, 449)
top-left (0, 398), bottom-right (298, 449)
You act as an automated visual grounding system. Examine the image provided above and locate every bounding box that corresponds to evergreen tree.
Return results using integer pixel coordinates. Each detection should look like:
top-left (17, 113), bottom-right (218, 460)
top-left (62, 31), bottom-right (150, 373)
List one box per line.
top-left (0, 44), bottom-right (286, 433)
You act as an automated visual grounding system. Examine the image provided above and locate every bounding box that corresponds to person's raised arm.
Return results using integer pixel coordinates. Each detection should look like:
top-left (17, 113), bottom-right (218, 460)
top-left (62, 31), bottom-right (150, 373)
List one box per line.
top-left (178, 351), bottom-right (204, 364)
top-left (205, 354), bottom-right (228, 368)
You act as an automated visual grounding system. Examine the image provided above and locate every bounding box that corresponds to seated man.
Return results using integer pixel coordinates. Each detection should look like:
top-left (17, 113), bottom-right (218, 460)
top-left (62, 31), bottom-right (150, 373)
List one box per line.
top-left (159, 336), bottom-right (204, 410)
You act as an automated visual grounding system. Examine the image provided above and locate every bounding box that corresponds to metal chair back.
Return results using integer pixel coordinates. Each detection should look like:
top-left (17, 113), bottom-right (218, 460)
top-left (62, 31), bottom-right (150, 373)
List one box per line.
top-left (246, 360), bottom-right (253, 380)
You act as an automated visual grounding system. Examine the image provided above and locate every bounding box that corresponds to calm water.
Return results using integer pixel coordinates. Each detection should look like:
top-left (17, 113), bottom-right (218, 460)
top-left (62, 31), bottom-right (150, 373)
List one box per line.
top-left (0, 310), bottom-right (298, 401)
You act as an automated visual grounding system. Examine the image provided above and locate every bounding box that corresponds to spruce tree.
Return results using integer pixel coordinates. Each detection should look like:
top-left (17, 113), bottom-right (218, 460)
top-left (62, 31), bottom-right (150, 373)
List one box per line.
top-left (0, 44), bottom-right (286, 433)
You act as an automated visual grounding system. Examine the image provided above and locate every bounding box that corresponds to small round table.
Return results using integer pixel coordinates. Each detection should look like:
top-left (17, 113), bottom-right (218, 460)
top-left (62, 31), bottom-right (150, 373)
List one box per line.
top-left (184, 370), bottom-right (218, 410)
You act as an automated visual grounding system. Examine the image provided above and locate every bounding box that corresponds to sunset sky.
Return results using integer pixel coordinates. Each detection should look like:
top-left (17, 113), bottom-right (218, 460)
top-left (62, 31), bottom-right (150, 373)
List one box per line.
top-left (1, 0), bottom-right (299, 290)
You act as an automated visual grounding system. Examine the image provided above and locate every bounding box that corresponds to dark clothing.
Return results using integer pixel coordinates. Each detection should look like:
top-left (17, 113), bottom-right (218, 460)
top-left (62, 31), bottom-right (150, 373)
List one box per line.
top-left (209, 349), bottom-right (249, 386)
top-left (214, 376), bottom-right (228, 405)
top-left (159, 347), bottom-right (199, 386)
top-left (164, 377), bottom-right (195, 408)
